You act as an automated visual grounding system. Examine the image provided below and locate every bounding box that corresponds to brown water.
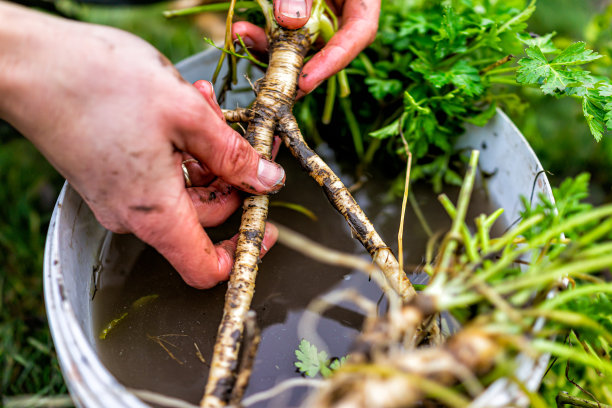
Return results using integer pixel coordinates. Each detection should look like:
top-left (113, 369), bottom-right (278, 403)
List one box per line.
top-left (92, 146), bottom-right (499, 407)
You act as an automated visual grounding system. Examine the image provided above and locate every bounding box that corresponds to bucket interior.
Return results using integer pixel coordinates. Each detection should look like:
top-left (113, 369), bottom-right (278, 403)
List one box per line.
top-left (44, 50), bottom-right (555, 408)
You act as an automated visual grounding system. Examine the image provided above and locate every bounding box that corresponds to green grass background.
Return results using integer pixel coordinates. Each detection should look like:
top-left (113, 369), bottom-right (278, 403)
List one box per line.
top-left (1, 0), bottom-right (611, 405)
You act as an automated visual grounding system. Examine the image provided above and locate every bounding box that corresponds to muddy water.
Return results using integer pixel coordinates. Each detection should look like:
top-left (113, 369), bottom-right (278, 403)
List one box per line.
top-left (92, 146), bottom-right (499, 407)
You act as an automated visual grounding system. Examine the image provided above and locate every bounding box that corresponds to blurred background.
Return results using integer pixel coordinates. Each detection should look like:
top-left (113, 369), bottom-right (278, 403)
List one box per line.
top-left (0, 0), bottom-right (611, 405)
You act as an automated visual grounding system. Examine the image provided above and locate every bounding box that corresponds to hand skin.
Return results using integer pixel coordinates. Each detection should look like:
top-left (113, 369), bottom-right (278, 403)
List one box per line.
top-left (0, 1), bottom-right (283, 289)
top-left (233, 0), bottom-right (380, 96)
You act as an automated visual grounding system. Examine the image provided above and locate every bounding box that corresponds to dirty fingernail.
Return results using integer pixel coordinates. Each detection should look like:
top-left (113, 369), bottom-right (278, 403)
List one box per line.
top-left (277, 0), bottom-right (307, 19)
top-left (257, 159), bottom-right (285, 189)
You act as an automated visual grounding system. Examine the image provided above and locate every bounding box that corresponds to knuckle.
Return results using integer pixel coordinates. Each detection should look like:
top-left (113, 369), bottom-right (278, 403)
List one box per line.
top-left (217, 135), bottom-right (257, 177)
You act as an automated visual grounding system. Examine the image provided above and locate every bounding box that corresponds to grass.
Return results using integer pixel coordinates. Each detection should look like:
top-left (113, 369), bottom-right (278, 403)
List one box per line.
top-left (0, 122), bottom-right (66, 398)
top-left (1, 0), bottom-right (610, 405)
top-left (0, 1), bottom-right (206, 403)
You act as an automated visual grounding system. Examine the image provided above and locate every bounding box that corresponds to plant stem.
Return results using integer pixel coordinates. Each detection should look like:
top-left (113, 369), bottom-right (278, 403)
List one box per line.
top-left (435, 150), bottom-right (480, 274)
top-left (322, 74), bottom-right (337, 124)
top-left (340, 97), bottom-right (364, 158)
top-left (556, 392), bottom-right (612, 408)
top-left (277, 115), bottom-right (415, 300)
top-left (163, 1), bottom-right (258, 18)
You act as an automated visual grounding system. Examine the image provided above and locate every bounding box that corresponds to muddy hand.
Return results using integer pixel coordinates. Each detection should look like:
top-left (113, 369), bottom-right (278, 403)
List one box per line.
top-left (0, 2), bottom-right (283, 289)
top-left (232, 0), bottom-right (380, 96)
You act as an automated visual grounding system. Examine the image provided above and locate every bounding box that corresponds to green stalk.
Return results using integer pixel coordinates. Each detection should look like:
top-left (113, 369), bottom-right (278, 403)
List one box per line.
top-left (532, 339), bottom-right (612, 375)
top-left (540, 283), bottom-right (612, 310)
top-left (435, 150), bottom-right (479, 273)
top-left (483, 66), bottom-right (518, 76)
top-left (556, 392), bottom-right (612, 408)
top-left (409, 193), bottom-right (433, 238)
top-left (523, 309), bottom-right (612, 344)
top-left (337, 69), bottom-right (351, 97)
top-left (163, 1), bottom-right (258, 18)
top-left (340, 97), bottom-right (364, 158)
top-left (438, 194), bottom-right (478, 262)
top-left (496, 254), bottom-right (612, 294)
top-left (322, 75), bottom-right (337, 125)
top-left (488, 76), bottom-right (519, 85)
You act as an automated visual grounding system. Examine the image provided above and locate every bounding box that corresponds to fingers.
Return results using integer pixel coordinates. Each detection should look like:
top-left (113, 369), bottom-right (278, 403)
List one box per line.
top-left (181, 152), bottom-right (216, 187)
top-left (129, 191), bottom-right (229, 289)
top-left (299, 0), bottom-right (380, 95)
top-left (273, 0), bottom-right (313, 29)
top-left (130, 189), bottom-right (279, 289)
top-left (181, 81), bottom-right (286, 195)
top-left (215, 222), bottom-right (278, 278)
top-left (187, 179), bottom-right (242, 227)
top-left (192, 80), bottom-right (224, 121)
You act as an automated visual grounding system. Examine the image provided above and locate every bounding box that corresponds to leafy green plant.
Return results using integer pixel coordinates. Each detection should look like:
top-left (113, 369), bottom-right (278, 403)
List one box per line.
top-left (297, 0), bottom-right (612, 193)
top-left (294, 339), bottom-right (347, 378)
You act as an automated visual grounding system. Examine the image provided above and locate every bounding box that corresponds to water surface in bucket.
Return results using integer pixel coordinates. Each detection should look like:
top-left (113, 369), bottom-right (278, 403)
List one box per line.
top-left (93, 146), bottom-right (502, 407)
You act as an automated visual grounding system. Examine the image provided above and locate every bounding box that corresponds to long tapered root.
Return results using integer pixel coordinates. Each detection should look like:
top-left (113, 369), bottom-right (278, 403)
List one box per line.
top-left (201, 27), bottom-right (313, 408)
top-left (277, 114), bottom-right (416, 301)
top-left (203, 19), bottom-right (414, 408)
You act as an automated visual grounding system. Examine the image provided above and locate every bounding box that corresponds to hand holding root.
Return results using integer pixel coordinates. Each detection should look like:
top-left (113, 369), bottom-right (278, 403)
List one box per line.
top-left (202, 2), bottom-right (412, 405)
top-left (232, 0), bottom-right (381, 95)
top-left (0, 2), bottom-right (283, 289)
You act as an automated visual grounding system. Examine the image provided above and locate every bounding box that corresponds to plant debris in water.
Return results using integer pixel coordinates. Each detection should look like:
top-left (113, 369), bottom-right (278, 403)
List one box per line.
top-left (98, 294), bottom-right (158, 340)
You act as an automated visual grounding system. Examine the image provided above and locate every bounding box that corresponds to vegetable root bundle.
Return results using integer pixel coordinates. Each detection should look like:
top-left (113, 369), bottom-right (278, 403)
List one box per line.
top-left (201, 4), bottom-right (414, 407)
top-left (278, 151), bottom-right (612, 407)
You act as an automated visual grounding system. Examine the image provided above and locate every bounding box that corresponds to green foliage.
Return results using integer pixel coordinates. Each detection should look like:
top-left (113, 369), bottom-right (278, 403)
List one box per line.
top-left (0, 122), bottom-right (66, 396)
top-left (423, 170), bottom-right (612, 404)
top-left (298, 0), bottom-right (612, 192)
top-left (294, 339), bottom-right (346, 378)
top-left (517, 42), bottom-right (612, 141)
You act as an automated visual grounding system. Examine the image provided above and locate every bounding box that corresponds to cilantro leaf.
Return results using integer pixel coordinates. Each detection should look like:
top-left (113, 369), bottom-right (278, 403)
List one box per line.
top-left (294, 339), bottom-right (329, 377)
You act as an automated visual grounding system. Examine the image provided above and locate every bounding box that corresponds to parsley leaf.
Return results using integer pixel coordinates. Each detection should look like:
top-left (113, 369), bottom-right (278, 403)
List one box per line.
top-left (294, 338), bottom-right (329, 378)
top-left (517, 43), bottom-right (600, 94)
top-left (294, 339), bottom-right (348, 378)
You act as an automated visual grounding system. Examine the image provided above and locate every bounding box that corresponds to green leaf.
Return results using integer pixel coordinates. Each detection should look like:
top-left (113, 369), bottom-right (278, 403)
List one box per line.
top-left (364, 77), bottom-right (403, 100)
top-left (294, 339), bottom-right (329, 378)
top-left (463, 102), bottom-right (497, 126)
top-left (583, 91), bottom-right (607, 142)
top-left (516, 32), bottom-right (559, 54)
top-left (517, 43), bottom-right (600, 94)
top-left (552, 42), bottom-right (601, 66)
top-left (449, 61), bottom-right (484, 97)
top-left (369, 119), bottom-right (400, 140)
top-left (419, 60), bottom-right (483, 97)
top-left (328, 356), bottom-right (347, 372)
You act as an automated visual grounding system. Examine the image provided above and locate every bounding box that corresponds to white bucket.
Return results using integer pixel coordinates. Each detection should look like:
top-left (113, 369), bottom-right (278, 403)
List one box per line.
top-left (44, 49), bottom-right (554, 408)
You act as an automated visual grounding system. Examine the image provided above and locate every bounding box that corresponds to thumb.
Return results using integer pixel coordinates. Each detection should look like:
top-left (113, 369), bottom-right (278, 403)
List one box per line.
top-left (274, 0), bottom-right (313, 29)
top-left (182, 82), bottom-right (285, 195)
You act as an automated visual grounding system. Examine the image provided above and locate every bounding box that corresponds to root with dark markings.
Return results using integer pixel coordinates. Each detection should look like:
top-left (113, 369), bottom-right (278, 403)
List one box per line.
top-left (201, 6), bottom-right (414, 408)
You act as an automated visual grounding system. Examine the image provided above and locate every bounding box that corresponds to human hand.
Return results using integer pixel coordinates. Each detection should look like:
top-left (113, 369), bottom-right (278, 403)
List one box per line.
top-left (0, 3), bottom-right (283, 289)
top-left (232, 0), bottom-right (380, 96)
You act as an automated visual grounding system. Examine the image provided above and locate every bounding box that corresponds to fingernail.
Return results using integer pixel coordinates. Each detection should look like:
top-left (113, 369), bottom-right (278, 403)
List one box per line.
top-left (276, 0), bottom-right (307, 19)
top-left (257, 159), bottom-right (285, 189)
